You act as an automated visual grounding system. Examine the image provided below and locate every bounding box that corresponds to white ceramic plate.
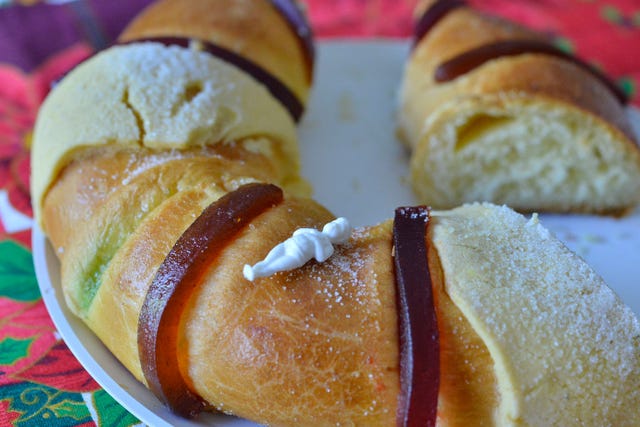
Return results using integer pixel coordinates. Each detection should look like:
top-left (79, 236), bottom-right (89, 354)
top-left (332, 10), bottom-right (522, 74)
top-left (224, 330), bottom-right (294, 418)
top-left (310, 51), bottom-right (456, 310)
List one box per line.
top-left (33, 40), bottom-right (640, 426)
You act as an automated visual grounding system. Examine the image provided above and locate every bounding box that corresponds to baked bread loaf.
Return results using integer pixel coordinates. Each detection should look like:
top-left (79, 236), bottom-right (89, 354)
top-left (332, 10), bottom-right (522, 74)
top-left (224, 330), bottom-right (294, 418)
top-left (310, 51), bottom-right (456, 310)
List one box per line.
top-left (31, 0), bottom-right (640, 425)
top-left (119, 0), bottom-right (314, 121)
top-left (398, 0), bottom-right (640, 214)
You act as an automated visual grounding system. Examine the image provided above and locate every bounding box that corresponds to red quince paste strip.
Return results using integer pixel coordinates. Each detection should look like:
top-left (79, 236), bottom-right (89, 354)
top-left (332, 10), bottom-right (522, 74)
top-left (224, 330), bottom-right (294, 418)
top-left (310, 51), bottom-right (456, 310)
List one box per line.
top-left (120, 37), bottom-right (305, 122)
top-left (413, 0), bottom-right (467, 47)
top-left (393, 206), bottom-right (439, 427)
top-left (138, 183), bottom-right (284, 418)
top-left (434, 39), bottom-right (628, 104)
top-left (268, 0), bottom-right (315, 82)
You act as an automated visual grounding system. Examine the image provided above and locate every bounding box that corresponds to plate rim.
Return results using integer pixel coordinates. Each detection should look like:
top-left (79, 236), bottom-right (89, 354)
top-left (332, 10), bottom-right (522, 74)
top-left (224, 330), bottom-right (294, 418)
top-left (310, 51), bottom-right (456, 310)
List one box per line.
top-left (31, 38), bottom-right (640, 426)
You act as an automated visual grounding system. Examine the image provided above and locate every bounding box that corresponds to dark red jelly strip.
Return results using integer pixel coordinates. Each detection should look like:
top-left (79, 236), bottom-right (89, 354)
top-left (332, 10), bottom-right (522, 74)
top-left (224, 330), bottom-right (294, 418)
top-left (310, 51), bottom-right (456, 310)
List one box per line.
top-left (120, 37), bottom-right (305, 122)
top-left (413, 0), bottom-right (467, 47)
top-left (138, 183), bottom-right (284, 418)
top-left (268, 0), bottom-right (315, 82)
top-left (393, 206), bottom-right (439, 427)
top-left (434, 39), bottom-right (628, 104)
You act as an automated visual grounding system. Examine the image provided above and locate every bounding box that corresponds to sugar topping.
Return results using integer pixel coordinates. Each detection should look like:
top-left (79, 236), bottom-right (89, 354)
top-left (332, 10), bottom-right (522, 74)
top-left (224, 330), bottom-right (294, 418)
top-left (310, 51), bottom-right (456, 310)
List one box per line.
top-left (431, 202), bottom-right (640, 425)
top-left (243, 217), bottom-right (352, 281)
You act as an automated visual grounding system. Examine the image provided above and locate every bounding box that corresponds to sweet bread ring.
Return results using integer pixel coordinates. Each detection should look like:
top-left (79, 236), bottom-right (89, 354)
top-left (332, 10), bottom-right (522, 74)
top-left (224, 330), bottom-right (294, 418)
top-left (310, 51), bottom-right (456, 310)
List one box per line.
top-left (30, 1), bottom-right (640, 425)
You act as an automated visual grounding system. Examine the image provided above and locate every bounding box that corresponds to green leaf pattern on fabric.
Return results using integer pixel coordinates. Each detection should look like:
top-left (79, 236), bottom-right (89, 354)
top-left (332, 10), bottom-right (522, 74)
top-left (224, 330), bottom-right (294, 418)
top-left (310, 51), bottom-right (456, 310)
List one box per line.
top-left (0, 336), bottom-right (33, 365)
top-left (92, 389), bottom-right (141, 426)
top-left (49, 398), bottom-right (91, 420)
top-left (0, 381), bottom-right (142, 426)
top-left (0, 381), bottom-right (91, 426)
top-left (0, 241), bottom-right (41, 302)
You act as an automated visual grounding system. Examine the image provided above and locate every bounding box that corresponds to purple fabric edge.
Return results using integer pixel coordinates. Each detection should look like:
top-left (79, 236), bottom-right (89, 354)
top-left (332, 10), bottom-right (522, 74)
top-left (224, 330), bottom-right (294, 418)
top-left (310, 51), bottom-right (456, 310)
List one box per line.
top-left (0, 0), bottom-right (152, 72)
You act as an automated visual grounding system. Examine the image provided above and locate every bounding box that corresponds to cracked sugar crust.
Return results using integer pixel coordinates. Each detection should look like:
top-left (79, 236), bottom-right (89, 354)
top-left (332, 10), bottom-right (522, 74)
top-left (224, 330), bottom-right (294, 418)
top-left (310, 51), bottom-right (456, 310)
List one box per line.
top-left (31, 42), bottom-right (298, 224)
top-left (431, 203), bottom-right (640, 426)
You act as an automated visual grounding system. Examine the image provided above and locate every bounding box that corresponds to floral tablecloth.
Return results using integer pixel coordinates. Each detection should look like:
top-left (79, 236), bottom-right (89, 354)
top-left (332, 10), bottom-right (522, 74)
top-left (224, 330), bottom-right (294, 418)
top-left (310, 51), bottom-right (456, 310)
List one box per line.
top-left (0, 0), bottom-right (639, 425)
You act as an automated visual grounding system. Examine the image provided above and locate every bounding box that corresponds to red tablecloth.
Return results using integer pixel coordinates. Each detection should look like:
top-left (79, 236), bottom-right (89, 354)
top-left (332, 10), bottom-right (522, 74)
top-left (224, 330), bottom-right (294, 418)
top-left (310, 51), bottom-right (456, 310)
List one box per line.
top-left (1, 0), bottom-right (639, 425)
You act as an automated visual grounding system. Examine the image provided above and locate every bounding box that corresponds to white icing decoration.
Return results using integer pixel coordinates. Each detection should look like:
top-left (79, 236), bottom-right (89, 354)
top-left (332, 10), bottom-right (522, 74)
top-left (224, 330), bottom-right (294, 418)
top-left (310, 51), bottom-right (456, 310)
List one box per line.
top-left (243, 217), bottom-right (351, 281)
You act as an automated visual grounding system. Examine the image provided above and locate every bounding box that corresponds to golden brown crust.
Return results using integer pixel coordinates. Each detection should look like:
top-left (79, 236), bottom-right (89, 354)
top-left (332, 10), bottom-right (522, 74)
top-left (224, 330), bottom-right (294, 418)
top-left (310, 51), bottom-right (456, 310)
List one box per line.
top-left (89, 187), bottom-right (213, 381)
top-left (40, 109), bottom-right (402, 425)
top-left (183, 212), bottom-right (400, 425)
top-left (399, 4), bottom-right (640, 213)
top-left (428, 228), bottom-right (498, 426)
top-left (50, 150), bottom-right (403, 424)
top-left (119, 0), bottom-right (311, 106)
top-left (404, 6), bottom-right (636, 144)
top-left (42, 144), bottom-right (281, 256)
